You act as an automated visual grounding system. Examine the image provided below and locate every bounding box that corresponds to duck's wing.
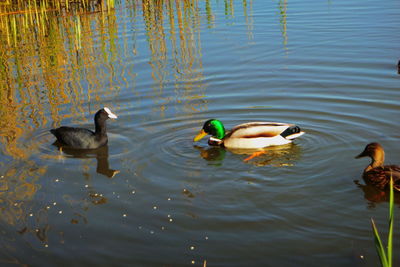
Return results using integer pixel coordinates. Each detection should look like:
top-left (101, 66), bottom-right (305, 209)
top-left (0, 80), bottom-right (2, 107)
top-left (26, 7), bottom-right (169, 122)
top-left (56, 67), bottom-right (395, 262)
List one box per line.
top-left (365, 165), bottom-right (400, 191)
top-left (50, 127), bottom-right (95, 148)
top-left (363, 169), bottom-right (390, 190)
top-left (383, 165), bottom-right (400, 191)
top-left (227, 122), bottom-right (302, 139)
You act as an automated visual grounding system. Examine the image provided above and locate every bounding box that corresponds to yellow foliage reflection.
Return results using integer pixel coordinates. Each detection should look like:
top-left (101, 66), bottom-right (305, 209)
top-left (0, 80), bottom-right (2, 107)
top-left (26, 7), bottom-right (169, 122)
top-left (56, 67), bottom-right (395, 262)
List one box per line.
top-left (0, 0), bottom-right (255, 238)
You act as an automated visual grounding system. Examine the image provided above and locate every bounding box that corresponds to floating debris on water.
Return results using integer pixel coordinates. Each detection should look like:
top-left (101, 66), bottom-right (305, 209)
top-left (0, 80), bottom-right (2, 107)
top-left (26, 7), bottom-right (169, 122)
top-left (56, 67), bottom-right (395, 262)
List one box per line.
top-left (183, 188), bottom-right (195, 198)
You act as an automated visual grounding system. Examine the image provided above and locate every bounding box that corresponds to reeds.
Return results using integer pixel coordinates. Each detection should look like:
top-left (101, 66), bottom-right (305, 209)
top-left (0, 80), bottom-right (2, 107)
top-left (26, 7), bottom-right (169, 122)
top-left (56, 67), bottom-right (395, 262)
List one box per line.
top-left (371, 175), bottom-right (394, 267)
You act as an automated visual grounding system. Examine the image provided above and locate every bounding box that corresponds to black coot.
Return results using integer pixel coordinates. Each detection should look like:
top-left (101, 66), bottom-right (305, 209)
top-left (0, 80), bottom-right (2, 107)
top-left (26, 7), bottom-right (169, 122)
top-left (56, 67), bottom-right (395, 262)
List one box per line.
top-left (50, 107), bottom-right (117, 149)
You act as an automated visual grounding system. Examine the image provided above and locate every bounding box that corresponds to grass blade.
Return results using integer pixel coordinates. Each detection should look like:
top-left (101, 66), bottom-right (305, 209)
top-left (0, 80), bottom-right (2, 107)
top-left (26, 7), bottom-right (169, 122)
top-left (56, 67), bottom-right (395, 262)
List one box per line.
top-left (387, 175), bottom-right (394, 266)
top-left (371, 218), bottom-right (388, 267)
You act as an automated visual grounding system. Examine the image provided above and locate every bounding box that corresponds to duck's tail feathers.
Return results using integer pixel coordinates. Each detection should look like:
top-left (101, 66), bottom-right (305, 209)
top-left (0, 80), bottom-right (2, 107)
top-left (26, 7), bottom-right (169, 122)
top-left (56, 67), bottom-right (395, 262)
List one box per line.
top-left (280, 125), bottom-right (305, 140)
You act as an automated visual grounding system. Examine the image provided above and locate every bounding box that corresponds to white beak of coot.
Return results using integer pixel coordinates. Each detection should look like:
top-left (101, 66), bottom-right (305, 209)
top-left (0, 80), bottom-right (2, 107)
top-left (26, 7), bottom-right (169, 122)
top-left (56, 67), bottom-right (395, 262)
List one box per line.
top-left (104, 107), bottom-right (118, 119)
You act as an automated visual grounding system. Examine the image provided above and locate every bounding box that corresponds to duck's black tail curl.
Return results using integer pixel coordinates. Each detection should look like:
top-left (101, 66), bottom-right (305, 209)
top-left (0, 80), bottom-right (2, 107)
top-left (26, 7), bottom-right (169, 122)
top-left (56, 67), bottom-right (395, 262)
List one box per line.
top-left (280, 125), bottom-right (301, 138)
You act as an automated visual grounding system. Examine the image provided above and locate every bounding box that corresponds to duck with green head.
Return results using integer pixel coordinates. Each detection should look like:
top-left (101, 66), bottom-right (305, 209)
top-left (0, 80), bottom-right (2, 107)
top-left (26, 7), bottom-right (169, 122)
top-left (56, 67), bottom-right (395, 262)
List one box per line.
top-left (194, 119), bottom-right (305, 149)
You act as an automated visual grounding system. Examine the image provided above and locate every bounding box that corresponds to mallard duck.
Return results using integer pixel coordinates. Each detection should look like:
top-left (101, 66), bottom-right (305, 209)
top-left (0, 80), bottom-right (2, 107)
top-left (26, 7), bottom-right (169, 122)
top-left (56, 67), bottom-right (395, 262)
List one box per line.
top-left (50, 107), bottom-right (117, 149)
top-left (355, 142), bottom-right (400, 191)
top-left (193, 119), bottom-right (305, 149)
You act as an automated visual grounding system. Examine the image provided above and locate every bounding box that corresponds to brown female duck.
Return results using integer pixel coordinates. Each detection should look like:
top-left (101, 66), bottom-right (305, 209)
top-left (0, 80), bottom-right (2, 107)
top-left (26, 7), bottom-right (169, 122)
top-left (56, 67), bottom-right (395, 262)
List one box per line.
top-left (355, 142), bottom-right (400, 191)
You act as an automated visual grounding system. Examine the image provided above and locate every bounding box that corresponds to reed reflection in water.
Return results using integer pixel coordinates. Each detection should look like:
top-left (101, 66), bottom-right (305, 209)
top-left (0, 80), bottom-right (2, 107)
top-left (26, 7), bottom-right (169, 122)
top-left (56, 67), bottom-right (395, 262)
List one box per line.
top-left (0, 0), bottom-right (256, 260)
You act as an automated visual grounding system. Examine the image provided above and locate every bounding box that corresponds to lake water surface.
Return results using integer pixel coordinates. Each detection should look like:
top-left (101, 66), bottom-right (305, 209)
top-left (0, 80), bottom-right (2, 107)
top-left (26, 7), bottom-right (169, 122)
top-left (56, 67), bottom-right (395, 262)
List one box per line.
top-left (0, 0), bottom-right (400, 266)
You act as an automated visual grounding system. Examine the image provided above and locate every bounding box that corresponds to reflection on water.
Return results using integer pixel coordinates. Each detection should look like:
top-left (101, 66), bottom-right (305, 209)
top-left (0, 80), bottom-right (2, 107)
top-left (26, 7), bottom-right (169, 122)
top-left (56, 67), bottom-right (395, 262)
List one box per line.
top-left (354, 180), bottom-right (400, 209)
top-left (0, 1), bottom-right (255, 259)
top-left (278, 0), bottom-right (288, 50)
top-left (194, 145), bottom-right (226, 163)
top-left (53, 143), bottom-right (119, 178)
top-left (0, 0), bottom-right (257, 162)
top-left (0, 161), bottom-right (46, 226)
top-left (230, 144), bottom-right (302, 167)
top-left (195, 143), bottom-right (302, 167)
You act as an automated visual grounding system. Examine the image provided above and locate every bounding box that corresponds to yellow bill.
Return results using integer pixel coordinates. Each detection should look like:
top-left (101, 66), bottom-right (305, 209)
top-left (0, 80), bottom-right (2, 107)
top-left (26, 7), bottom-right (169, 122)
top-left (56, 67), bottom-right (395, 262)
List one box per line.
top-left (194, 129), bottom-right (208, 142)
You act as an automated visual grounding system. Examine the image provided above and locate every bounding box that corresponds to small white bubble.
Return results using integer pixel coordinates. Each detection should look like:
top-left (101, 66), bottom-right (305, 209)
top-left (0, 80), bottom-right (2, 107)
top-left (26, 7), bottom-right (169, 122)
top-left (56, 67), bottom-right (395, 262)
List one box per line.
top-left (205, 236), bottom-right (209, 240)
top-left (153, 206), bottom-right (157, 210)
top-left (190, 246), bottom-right (195, 250)
top-left (46, 206), bottom-right (50, 209)
top-left (132, 190), bottom-right (135, 194)
top-left (53, 202), bottom-right (57, 206)
top-left (94, 193), bottom-right (98, 197)
top-left (55, 179), bottom-right (59, 182)
top-left (35, 229), bottom-right (39, 232)
top-left (100, 194), bottom-right (103, 197)
top-left (123, 214), bottom-right (127, 217)
top-left (29, 213), bottom-right (33, 217)
top-left (138, 226), bottom-right (142, 229)
top-left (169, 218), bottom-right (173, 222)
top-left (45, 244), bottom-right (48, 248)
top-left (14, 203), bottom-right (18, 206)
top-left (0, 175), bottom-right (4, 178)
top-left (112, 192), bottom-right (115, 195)
top-left (58, 210), bottom-right (63, 214)
top-left (191, 260), bottom-right (195, 264)
top-left (150, 230), bottom-right (154, 234)
top-left (167, 197), bottom-right (171, 201)
top-left (85, 185), bottom-right (89, 188)
top-left (167, 214), bottom-right (171, 218)
top-left (161, 226), bottom-right (165, 230)
top-left (360, 255), bottom-right (364, 259)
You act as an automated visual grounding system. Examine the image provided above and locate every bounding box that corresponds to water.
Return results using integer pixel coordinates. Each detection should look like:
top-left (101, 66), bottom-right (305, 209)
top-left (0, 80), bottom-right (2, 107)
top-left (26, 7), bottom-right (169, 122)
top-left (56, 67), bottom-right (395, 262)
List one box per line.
top-left (0, 0), bottom-right (399, 266)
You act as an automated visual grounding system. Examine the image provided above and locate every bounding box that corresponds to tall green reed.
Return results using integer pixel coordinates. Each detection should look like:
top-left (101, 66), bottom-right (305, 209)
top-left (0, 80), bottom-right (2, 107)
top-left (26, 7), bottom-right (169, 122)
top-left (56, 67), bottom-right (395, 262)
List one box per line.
top-left (371, 175), bottom-right (394, 267)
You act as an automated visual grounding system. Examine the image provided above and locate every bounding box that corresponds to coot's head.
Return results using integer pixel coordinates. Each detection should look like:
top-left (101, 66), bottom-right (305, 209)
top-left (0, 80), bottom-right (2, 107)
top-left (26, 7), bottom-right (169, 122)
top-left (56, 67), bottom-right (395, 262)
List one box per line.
top-left (95, 107), bottom-right (118, 122)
